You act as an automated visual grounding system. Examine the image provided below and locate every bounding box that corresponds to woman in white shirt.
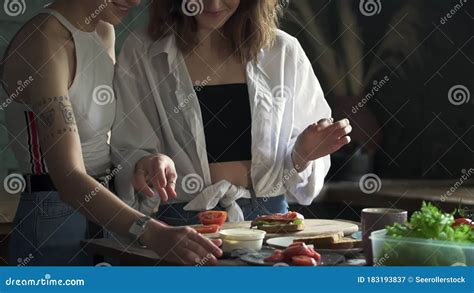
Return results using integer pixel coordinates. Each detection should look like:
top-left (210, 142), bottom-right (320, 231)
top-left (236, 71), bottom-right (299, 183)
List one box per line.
top-left (1, 0), bottom-right (222, 265)
top-left (112, 0), bottom-right (352, 224)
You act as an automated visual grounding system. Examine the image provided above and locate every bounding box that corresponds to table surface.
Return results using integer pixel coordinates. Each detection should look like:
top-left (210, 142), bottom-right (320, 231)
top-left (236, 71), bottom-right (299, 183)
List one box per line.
top-left (81, 219), bottom-right (363, 266)
top-left (81, 237), bottom-right (366, 266)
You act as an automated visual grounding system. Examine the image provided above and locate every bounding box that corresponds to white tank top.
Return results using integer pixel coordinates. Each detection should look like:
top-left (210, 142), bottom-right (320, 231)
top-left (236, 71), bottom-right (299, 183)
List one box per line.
top-left (4, 9), bottom-right (116, 176)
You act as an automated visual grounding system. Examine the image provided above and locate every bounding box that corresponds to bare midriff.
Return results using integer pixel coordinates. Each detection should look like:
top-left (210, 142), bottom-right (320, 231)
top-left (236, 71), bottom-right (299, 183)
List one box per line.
top-left (209, 161), bottom-right (252, 188)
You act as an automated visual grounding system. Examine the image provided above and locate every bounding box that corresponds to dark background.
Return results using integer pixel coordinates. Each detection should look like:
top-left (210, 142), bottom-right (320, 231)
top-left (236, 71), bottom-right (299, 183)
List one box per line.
top-left (281, 0), bottom-right (473, 181)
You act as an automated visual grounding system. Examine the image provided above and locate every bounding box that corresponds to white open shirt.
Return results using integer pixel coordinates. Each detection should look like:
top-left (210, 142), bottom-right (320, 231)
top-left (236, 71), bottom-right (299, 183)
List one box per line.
top-left (111, 28), bottom-right (331, 222)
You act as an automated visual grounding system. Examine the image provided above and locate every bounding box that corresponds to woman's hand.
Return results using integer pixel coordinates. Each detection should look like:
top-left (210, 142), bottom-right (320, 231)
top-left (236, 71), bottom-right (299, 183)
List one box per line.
top-left (292, 118), bottom-right (352, 171)
top-left (133, 154), bottom-right (178, 202)
top-left (142, 220), bottom-right (223, 265)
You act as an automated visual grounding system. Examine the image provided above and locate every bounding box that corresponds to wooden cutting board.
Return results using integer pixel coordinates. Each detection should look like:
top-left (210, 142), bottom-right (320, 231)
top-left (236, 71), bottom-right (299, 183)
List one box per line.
top-left (204, 219), bottom-right (359, 239)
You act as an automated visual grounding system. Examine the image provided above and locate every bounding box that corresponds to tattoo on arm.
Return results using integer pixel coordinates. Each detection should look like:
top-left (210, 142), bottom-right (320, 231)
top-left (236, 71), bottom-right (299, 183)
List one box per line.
top-left (39, 108), bottom-right (56, 128)
top-left (32, 96), bottom-right (78, 143)
top-left (59, 101), bottom-right (75, 125)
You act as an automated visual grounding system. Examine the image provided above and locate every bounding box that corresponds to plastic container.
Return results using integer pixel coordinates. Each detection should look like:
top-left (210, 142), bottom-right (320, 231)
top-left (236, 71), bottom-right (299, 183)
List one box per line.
top-left (219, 229), bottom-right (266, 253)
top-left (370, 229), bottom-right (474, 266)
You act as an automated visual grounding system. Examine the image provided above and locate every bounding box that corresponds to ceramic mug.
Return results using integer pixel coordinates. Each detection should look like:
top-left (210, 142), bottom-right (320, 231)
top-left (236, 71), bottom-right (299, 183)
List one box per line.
top-left (361, 208), bottom-right (407, 266)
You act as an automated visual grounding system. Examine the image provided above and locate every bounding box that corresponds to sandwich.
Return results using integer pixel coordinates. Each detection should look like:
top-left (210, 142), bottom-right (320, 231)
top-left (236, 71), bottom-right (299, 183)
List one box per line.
top-left (250, 211), bottom-right (305, 233)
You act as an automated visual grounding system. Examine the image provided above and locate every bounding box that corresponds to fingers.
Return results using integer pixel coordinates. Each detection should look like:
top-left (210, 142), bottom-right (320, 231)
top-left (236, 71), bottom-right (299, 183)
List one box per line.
top-left (340, 135), bottom-right (351, 145)
top-left (151, 158), bottom-right (168, 187)
top-left (170, 248), bottom-right (201, 266)
top-left (184, 240), bottom-right (217, 265)
top-left (151, 158), bottom-right (170, 202)
top-left (331, 135), bottom-right (352, 153)
top-left (316, 118), bottom-right (332, 131)
top-left (333, 124), bottom-right (353, 139)
top-left (132, 169), bottom-right (155, 198)
top-left (173, 228), bottom-right (222, 265)
top-left (325, 118), bottom-right (350, 132)
top-left (188, 230), bottom-right (223, 258)
top-left (165, 166), bottom-right (178, 199)
top-left (211, 238), bottom-right (222, 247)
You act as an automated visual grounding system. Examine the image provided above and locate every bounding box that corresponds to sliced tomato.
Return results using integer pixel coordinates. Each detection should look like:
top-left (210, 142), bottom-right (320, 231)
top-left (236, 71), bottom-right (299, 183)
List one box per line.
top-left (282, 243), bottom-right (308, 259)
top-left (291, 255), bottom-right (317, 266)
top-left (198, 211), bottom-right (228, 226)
top-left (254, 212), bottom-right (303, 222)
top-left (453, 218), bottom-right (473, 229)
top-left (264, 250), bottom-right (285, 263)
top-left (193, 224), bottom-right (220, 234)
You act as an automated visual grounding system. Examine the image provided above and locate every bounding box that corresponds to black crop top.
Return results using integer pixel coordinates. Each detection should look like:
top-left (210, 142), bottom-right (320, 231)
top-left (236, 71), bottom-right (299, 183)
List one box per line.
top-left (194, 83), bottom-right (252, 163)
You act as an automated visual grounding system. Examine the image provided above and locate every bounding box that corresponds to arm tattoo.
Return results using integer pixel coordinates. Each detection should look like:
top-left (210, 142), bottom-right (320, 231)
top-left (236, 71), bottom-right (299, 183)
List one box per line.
top-left (59, 101), bottom-right (75, 125)
top-left (39, 108), bottom-right (55, 128)
top-left (32, 96), bottom-right (78, 143)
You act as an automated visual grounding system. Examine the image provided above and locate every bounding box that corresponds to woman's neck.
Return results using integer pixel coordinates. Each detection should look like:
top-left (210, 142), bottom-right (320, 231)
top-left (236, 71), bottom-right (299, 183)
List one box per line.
top-left (50, 0), bottom-right (101, 32)
top-left (195, 29), bottom-right (232, 58)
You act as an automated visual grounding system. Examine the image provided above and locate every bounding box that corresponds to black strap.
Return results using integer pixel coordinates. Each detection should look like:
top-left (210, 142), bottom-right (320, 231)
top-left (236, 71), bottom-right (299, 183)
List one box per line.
top-left (24, 174), bottom-right (57, 192)
top-left (24, 173), bottom-right (113, 193)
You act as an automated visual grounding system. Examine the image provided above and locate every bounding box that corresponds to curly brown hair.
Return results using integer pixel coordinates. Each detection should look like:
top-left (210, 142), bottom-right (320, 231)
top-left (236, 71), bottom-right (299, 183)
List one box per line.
top-left (148, 0), bottom-right (282, 62)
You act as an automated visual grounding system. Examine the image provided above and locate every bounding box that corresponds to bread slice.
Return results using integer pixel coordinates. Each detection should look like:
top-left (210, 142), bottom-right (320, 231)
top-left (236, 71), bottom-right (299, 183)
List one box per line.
top-left (293, 232), bottom-right (344, 246)
top-left (294, 233), bottom-right (362, 250)
top-left (316, 237), bottom-right (362, 249)
top-left (257, 223), bottom-right (305, 233)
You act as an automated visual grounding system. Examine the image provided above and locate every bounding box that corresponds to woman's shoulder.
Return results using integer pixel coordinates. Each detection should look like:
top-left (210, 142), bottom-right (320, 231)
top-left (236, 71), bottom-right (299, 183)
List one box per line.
top-left (269, 29), bottom-right (305, 57)
top-left (4, 13), bottom-right (73, 64)
top-left (2, 14), bottom-right (73, 99)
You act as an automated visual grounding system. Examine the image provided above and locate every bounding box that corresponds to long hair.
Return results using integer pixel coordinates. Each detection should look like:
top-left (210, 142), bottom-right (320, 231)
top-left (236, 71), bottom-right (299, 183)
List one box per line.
top-left (148, 0), bottom-right (282, 62)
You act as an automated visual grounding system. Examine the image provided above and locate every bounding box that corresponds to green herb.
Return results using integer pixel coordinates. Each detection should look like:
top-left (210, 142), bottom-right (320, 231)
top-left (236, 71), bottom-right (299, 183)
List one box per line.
top-left (386, 202), bottom-right (474, 243)
top-left (377, 202), bottom-right (474, 266)
top-left (293, 219), bottom-right (303, 225)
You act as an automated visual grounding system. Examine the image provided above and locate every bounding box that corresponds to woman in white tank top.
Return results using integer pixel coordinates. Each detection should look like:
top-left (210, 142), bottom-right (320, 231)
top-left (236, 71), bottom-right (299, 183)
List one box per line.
top-left (1, 0), bottom-right (222, 265)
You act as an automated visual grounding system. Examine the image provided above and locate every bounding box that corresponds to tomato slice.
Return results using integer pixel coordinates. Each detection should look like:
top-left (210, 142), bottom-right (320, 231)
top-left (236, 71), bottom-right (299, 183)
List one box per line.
top-left (198, 211), bottom-right (228, 226)
top-left (193, 224), bottom-right (220, 234)
top-left (264, 250), bottom-right (285, 263)
top-left (292, 255), bottom-right (317, 266)
top-left (453, 218), bottom-right (473, 227)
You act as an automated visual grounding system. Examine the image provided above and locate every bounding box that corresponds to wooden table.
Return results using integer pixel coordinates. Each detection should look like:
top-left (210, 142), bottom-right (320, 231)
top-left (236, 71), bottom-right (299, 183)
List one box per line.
top-left (81, 219), bottom-right (364, 266)
top-left (81, 237), bottom-right (366, 266)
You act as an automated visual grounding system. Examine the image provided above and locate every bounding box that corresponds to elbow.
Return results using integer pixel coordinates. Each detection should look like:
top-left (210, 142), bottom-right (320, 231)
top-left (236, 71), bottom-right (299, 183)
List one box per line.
top-left (49, 170), bottom-right (88, 205)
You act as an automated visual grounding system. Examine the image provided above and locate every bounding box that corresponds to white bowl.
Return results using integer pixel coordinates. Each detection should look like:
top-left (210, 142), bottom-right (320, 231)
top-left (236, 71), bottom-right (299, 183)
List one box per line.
top-left (219, 228), bottom-right (266, 253)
